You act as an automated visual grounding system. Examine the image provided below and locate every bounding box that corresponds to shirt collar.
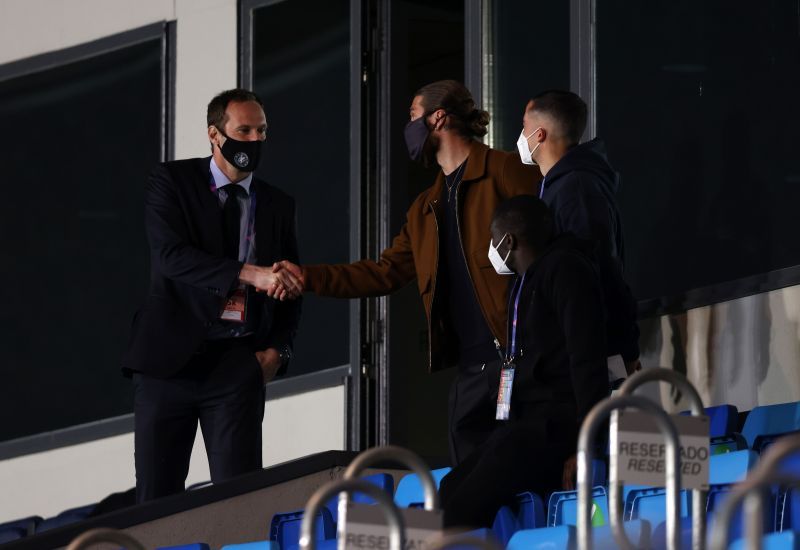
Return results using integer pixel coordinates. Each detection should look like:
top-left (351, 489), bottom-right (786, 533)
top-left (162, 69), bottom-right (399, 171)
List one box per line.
top-left (210, 157), bottom-right (253, 195)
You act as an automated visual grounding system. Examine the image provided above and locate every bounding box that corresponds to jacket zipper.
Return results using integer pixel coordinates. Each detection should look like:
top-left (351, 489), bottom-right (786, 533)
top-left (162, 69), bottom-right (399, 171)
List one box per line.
top-left (454, 179), bottom-right (500, 344)
top-left (427, 201), bottom-right (441, 370)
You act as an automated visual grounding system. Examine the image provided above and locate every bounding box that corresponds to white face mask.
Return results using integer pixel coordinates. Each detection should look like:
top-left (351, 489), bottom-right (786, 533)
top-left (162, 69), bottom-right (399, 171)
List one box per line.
top-left (488, 234), bottom-right (514, 275)
top-left (516, 127), bottom-right (542, 165)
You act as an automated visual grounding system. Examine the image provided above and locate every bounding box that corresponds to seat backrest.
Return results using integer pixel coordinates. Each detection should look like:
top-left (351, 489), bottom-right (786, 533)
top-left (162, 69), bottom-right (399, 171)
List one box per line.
top-left (269, 507), bottom-right (335, 550)
top-left (0, 527), bottom-right (27, 544)
top-left (0, 516), bottom-right (42, 536)
top-left (394, 467), bottom-right (451, 508)
top-left (516, 492), bottom-right (546, 529)
top-left (548, 486), bottom-right (609, 527)
top-left (728, 529), bottom-right (798, 550)
top-left (220, 542), bottom-right (279, 550)
top-left (709, 449), bottom-right (758, 485)
top-left (741, 401), bottom-right (800, 448)
top-left (506, 525), bottom-right (576, 550)
top-left (491, 506), bottom-right (520, 546)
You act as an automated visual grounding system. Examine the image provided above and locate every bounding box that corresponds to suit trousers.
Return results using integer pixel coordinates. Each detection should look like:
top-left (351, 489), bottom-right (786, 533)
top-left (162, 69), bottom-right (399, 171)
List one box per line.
top-left (133, 338), bottom-right (266, 503)
top-left (447, 359), bottom-right (504, 466)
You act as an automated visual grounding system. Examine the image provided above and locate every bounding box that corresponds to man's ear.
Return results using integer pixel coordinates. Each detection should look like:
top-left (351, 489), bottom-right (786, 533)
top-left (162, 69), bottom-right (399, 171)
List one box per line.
top-left (430, 109), bottom-right (448, 132)
top-left (506, 233), bottom-right (518, 251)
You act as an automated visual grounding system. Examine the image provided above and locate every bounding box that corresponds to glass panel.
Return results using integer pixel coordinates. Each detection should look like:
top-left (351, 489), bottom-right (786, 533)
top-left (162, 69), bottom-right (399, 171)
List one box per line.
top-left (386, 0), bottom-right (464, 457)
top-left (251, 0), bottom-right (351, 375)
top-left (598, 0), bottom-right (800, 302)
top-left (487, 0), bottom-right (570, 151)
top-left (0, 40), bottom-right (161, 441)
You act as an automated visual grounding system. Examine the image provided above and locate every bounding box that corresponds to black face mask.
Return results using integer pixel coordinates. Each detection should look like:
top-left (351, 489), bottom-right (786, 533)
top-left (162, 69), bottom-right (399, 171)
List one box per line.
top-left (218, 130), bottom-right (263, 172)
top-left (404, 116), bottom-right (430, 162)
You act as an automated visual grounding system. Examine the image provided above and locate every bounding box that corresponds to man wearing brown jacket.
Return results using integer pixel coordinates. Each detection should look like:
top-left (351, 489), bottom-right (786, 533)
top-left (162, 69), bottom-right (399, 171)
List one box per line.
top-left (278, 80), bottom-right (540, 464)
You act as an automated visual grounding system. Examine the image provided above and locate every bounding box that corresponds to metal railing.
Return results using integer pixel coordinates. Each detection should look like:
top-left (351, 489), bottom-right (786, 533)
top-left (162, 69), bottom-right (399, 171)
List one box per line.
top-left (577, 394), bottom-right (683, 550)
top-left (66, 528), bottom-right (146, 550)
top-left (617, 368), bottom-right (707, 550)
top-left (300, 478), bottom-right (405, 550)
top-left (710, 433), bottom-right (800, 550)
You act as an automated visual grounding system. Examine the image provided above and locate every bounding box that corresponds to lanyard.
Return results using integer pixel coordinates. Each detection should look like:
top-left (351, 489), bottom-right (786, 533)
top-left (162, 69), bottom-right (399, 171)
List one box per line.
top-left (506, 273), bottom-right (526, 362)
top-left (538, 176), bottom-right (546, 199)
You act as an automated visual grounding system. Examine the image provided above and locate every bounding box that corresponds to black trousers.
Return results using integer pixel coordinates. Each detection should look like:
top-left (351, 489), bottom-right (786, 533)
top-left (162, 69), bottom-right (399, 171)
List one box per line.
top-left (440, 400), bottom-right (578, 529)
top-left (448, 359), bottom-right (503, 466)
top-left (133, 339), bottom-right (266, 503)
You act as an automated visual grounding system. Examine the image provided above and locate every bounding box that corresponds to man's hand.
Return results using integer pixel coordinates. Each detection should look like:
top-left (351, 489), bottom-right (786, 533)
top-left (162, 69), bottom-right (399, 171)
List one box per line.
top-left (624, 359), bottom-right (642, 376)
top-left (238, 263), bottom-right (303, 300)
top-left (255, 348), bottom-right (282, 384)
top-left (271, 260), bottom-right (306, 298)
top-left (562, 453), bottom-right (578, 490)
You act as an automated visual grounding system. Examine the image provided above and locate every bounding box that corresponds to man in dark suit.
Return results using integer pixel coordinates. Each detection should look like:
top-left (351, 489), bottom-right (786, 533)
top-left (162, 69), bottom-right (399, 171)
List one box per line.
top-left (122, 88), bottom-right (303, 503)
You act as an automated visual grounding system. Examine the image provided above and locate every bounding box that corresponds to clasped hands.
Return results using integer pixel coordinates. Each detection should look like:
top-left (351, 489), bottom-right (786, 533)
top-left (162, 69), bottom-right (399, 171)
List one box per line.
top-left (238, 261), bottom-right (305, 301)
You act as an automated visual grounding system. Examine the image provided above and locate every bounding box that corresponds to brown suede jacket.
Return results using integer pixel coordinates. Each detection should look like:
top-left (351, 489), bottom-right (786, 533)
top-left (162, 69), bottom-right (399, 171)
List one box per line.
top-left (304, 141), bottom-right (541, 372)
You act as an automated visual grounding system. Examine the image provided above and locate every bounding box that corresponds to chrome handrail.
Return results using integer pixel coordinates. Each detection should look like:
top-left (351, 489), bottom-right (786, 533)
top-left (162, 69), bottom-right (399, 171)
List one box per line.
top-left (709, 433), bottom-right (800, 550)
top-left (577, 394), bottom-right (682, 550)
top-left (300, 478), bottom-right (405, 550)
top-left (617, 368), bottom-right (707, 550)
top-left (66, 528), bottom-right (146, 550)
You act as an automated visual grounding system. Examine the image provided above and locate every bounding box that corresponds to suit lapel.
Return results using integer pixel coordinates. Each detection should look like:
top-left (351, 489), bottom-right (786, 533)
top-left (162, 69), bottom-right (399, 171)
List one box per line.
top-left (195, 157), bottom-right (225, 256)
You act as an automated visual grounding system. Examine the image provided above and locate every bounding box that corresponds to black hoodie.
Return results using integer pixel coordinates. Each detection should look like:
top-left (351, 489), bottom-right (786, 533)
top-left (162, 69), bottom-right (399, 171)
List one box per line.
top-left (541, 138), bottom-right (624, 263)
top-left (541, 138), bottom-right (639, 361)
top-left (508, 234), bottom-right (610, 428)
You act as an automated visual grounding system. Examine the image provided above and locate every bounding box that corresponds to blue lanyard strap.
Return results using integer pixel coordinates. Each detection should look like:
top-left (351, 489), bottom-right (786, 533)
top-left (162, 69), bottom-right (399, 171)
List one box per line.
top-left (538, 176), bottom-right (546, 199)
top-left (507, 273), bottom-right (526, 361)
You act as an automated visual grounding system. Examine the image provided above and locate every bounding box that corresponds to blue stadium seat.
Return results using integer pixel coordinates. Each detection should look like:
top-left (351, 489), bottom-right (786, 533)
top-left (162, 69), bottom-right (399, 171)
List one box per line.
top-left (394, 467), bottom-right (451, 508)
top-left (507, 525), bottom-right (575, 549)
top-left (269, 506), bottom-right (335, 550)
top-left (157, 544), bottom-right (211, 550)
top-left (220, 542), bottom-right (279, 549)
top-left (490, 506), bottom-right (519, 546)
top-left (681, 404), bottom-right (746, 454)
top-left (548, 486), bottom-right (609, 527)
top-left (269, 472), bottom-right (393, 550)
top-left (36, 502), bottom-right (97, 533)
top-left (516, 492), bottom-right (546, 529)
top-left (729, 530), bottom-right (800, 550)
top-left (506, 520), bottom-right (650, 550)
top-left (0, 516), bottom-right (42, 536)
top-left (742, 401), bottom-right (800, 452)
top-left (0, 526), bottom-right (27, 543)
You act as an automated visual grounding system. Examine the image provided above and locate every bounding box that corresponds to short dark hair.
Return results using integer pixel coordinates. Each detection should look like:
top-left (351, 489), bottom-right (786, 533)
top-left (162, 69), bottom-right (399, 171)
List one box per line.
top-left (415, 80), bottom-right (490, 139)
top-left (528, 90), bottom-right (587, 145)
top-left (491, 195), bottom-right (554, 252)
top-left (207, 88), bottom-right (264, 129)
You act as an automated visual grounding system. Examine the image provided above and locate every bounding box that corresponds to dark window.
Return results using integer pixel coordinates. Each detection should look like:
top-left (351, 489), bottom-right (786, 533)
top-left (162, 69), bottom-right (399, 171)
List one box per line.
top-left (598, 0), bottom-right (800, 303)
top-left (250, 0), bottom-right (351, 375)
top-left (487, 0), bottom-right (570, 151)
top-left (0, 39), bottom-right (161, 441)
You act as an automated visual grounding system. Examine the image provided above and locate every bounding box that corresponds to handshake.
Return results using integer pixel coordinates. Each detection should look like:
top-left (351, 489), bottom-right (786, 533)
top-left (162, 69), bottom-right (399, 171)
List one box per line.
top-left (239, 261), bottom-right (305, 301)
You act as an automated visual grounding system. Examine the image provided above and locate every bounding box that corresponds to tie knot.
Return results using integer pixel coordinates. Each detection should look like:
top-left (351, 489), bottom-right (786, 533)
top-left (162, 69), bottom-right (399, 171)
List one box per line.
top-left (223, 183), bottom-right (246, 200)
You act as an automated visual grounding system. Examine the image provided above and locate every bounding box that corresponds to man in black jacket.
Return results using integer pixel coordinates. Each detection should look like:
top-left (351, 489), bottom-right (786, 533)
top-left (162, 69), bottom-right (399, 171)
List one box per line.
top-left (518, 90), bottom-right (639, 373)
top-left (438, 195), bottom-right (610, 528)
top-left (122, 89), bottom-right (303, 503)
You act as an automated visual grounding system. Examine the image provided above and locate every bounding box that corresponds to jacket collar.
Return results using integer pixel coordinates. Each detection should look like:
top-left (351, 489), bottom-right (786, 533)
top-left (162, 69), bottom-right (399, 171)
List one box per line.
top-left (423, 140), bottom-right (490, 214)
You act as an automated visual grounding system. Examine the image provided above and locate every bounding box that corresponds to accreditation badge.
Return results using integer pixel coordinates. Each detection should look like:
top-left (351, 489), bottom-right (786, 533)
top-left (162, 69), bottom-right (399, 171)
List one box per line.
top-left (495, 362), bottom-right (516, 421)
top-left (220, 284), bottom-right (248, 323)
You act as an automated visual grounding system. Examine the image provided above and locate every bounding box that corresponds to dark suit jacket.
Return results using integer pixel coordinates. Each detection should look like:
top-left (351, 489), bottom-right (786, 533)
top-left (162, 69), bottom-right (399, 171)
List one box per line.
top-left (122, 157), bottom-right (301, 378)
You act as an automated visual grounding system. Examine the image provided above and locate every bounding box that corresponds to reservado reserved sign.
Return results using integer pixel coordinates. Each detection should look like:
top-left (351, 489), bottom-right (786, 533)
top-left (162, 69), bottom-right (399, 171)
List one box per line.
top-left (611, 411), bottom-right (710, 490)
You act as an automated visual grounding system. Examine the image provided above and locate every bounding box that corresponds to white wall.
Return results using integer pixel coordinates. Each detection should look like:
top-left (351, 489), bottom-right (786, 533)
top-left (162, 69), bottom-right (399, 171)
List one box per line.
top-left (0, 0), bottom-right (347, 524)
top-left (0, 386), bottom-right (345, 523)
